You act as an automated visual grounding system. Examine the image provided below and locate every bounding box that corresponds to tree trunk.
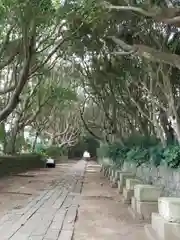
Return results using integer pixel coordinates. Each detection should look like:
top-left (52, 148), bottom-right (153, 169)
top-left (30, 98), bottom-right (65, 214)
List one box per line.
top-left (7, 131), bottom-right (18, 155)
top-left (32, 131), bottom-right (39, 152)
top-left (5, 121), bottom-right (19, 155)
top-left (139, 119), bottom-right (149, 136)
top-left (159, 109), bottom-right (175, 144)
top-left (0, 24), bottom-right (35, 122)
top-left (172, 116), bottom-right (180, 144)
top-left (0, 122), bottom-right (8, 154)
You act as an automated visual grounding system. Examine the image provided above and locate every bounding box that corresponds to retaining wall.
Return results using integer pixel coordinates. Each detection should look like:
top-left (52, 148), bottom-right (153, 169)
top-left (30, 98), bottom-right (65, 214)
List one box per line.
top-left (122, 162), bottom-right (180, 197)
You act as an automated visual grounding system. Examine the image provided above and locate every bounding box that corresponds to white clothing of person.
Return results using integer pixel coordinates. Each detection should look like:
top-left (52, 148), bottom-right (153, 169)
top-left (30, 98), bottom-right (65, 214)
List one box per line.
top-left (46, 157), bottom-right (55, 164)
top-left (83, 151), bottom-right (90, 158)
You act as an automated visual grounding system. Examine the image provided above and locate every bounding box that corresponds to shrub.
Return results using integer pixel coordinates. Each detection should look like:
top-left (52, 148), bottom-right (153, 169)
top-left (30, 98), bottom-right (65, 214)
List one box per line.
top-left (123, 134), bottom-right (159, 148)
top-left (44, 146), bottom-right (66, 158)
top-left (97, 143), bottom-right (109, 159)
top-left (97, 135), bottom-right (180, 169)
top-left (0, 154), bottom-right (44, 177)
top-left (126, 146), bottom-right (149, 167)
top-left (108, 143), bottom-right (129, 168)
top-left (97, 142), bottom-right (129, 168)
top-left (149, 145), bottom-right (164, 167)
top-left (163, 144), bottom-right (180, 169)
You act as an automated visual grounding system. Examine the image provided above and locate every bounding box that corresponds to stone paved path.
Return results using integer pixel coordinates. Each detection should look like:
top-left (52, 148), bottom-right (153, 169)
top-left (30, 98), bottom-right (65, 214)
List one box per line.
top-left (0, 160), bottom-right (86, 240)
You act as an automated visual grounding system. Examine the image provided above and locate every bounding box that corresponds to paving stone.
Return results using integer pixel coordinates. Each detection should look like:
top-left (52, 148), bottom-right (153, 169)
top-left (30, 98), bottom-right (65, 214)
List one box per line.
top-left (53, 191), bottom-right (68, 209)
top-left (57, 230), bottom-right (73, 240)
top-left (12, 190), bottom-right (49, 216)
top-left (73, 180), bottom-right (83, 193)
top-left (62, 206), bottom-right (78, 231)
top-left (14, 212), bottom-right (43, 235)
top-left (44, 228), bottom-right (60, 239)
top-left (0, 160), bottom-right (86, 240)
top-left (31, 212), bottom-right (56, 236)
top-left (52, 210), bottom-right (66, 225)
top-left (62, 196), bottom-right (74, 209)
top-left (28, 236), bottom-right (43, 240)
top-left (10, 232), bottom-right (31, 240)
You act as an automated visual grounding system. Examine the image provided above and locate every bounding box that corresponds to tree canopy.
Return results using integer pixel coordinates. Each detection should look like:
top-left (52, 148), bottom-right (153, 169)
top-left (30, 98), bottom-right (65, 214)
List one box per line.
top-left (1, 0), bottom-right (180, 162)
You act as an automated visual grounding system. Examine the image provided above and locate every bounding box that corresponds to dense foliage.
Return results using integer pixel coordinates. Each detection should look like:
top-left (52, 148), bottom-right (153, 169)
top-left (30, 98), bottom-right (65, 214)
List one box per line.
top-left (98, 135), bottom-right (180, 169)
top-left (0, 0), bottom-right (180, 173)
top-left (34, 144), bottom-right (68, 159)
top-left (163, 145), bottom-right (180, 169)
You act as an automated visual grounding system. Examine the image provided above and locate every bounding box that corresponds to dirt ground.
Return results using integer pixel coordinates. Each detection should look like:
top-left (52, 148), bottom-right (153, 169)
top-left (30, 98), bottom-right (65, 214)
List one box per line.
top-left (73, 162), bottom-right (147, 240)
top-left (0, 161), bottom-right (75, 218)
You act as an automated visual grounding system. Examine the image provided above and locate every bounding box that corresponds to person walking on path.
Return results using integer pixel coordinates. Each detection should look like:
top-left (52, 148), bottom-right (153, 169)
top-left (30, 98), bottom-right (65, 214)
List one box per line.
top-left (83, 150), bottom-right (90, 161)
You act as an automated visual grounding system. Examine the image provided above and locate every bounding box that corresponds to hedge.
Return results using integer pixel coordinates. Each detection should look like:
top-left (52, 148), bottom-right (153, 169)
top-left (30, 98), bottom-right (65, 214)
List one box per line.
top-left (98, 135), bottom-right (180, 169)
top-left (0, 153), bottom-right (45, 177)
